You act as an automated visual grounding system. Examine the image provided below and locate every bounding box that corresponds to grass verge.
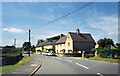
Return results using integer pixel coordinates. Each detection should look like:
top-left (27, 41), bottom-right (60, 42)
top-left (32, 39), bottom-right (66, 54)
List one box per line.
top-left (87, 56), bottom-right (120, 63)
top-left (0, 56), bottom-right (31, 74)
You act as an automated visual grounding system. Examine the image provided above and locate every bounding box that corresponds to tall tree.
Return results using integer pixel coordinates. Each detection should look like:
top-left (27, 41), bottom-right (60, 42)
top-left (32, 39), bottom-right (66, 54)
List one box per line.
top-left (22, 42), bottom-right (31, 51)
top-left (116, 43), bottom-right (120, 49)
top-left (37, 39), bottom-right (44, 45)
top-left (98, 38), bottom-right (114, 48)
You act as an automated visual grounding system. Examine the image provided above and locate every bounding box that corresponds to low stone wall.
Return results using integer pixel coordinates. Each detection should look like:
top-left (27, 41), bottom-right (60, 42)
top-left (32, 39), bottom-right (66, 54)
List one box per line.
top-left (2, 55), bottom-right (23, 66)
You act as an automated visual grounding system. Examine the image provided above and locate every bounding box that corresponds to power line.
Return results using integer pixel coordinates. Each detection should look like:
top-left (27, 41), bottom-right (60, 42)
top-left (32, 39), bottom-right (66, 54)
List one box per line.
top-left (32, 0), bottom-right (96, 30)
top-left (15, 1), bottom-right (96, 47)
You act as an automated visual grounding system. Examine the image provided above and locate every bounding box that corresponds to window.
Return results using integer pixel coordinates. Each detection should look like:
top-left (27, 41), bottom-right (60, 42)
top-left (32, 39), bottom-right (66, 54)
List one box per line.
top-left (68, 42), bottom-right (70, 46)
top-left (60, 44), bottom-right (62, 46)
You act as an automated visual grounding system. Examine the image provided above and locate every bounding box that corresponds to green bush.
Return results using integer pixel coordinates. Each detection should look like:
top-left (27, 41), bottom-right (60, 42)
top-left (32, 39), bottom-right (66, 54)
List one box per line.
top-left (85, 53), bottom-right (94, 58)
top-left (72, 51), bottom-right (78, 53)
top-left (48, 49), bottom-right (54, 52)
top-left (97, 49), bottom-right (120, 58)
top-left (2, 48), bottom-right (17, 54)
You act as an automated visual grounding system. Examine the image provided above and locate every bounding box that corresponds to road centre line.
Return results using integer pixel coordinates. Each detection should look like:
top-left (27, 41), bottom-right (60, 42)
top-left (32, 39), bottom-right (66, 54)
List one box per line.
top-left (76, 63), bottom-right (89, 69)
top-left (97, 73), bottom-right (104, 76)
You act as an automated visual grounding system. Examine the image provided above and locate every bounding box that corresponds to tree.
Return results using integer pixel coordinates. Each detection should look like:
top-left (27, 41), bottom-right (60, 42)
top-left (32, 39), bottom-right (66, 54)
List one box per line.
top-left (47, 35), bottom-right (60, 42)
top-left (98, 38), bottom-right (114, 48)
top-left (31, 45), bottom-right (36, 52)
top-left (37, 39), bottom-right (44, 45)
top-left (22, 42), bottom-right (31, 51)
top-left (116, 43), bottom-right (120, 49)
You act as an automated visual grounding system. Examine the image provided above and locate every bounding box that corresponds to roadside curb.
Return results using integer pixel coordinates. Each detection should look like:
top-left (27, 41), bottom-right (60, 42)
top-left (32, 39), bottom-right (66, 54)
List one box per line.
top-left (29, 59), bottom-right (42, 76)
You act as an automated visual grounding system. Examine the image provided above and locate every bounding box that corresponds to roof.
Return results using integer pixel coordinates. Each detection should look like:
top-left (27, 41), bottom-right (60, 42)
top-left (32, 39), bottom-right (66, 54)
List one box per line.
top-left (36, 42), bottom-right (46, 47)
top-left (55, 36), bottom-right (67, 44)
top-left (43, 40), bottom-right (57, 46)
top-left (69, 32), bottom-right (95, 43)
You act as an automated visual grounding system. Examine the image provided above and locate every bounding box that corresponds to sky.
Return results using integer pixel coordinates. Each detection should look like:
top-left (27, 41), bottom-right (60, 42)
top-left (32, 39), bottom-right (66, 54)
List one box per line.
top-left (2, 2), bottom-right (119, 47)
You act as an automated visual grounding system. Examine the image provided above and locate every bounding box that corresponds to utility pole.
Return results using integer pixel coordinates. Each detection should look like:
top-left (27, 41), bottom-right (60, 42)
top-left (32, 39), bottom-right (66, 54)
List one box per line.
top-left (28, 29), bottom-right (31, 57)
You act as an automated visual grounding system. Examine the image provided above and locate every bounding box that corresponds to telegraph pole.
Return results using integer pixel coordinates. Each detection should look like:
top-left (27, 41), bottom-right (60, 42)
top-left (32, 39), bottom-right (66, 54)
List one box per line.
top-left (28, 29), bottom-right (31, 57)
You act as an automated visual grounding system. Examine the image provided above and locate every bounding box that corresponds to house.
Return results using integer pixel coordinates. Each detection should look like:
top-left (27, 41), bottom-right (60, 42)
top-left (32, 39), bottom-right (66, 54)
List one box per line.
top-left (55, 28), bottom-right (95, 53)
top-left (43, 40), bottom-right (57, 52)
top-left (95, 42), bottom-right (99, 49)
top-left (55, 34), bottom-right (67, 53)
top-left (36, 41), bottom-right (45, 52)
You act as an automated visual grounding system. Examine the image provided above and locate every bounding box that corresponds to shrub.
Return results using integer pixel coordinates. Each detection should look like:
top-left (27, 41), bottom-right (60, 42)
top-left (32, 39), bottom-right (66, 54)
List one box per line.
top-left (85, 53), bottom-right (94, 58)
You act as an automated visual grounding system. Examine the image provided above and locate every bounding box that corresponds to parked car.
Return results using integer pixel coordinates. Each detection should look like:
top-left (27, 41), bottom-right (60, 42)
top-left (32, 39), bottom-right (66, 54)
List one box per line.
top-left (43, 52), bottom-right (49, 56)
top-left (48, 52), bottom-right (56, 56)
top-left (43, 52), bottom-right (56, 56)
top-left (24, 51), bottom-right (29, 54)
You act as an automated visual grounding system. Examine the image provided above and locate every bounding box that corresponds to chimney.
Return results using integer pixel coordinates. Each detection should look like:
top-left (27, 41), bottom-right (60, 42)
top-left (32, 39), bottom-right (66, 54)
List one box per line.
top-left (60, 34), bottom-right (64, 38)
top-left (76, 28), bottom-right (80, 34)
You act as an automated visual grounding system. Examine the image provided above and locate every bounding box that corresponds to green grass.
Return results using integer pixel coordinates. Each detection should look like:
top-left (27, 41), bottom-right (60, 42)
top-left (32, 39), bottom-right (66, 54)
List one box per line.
top-left (2, 52), bottom-right (21, 57)
top-left (87, 56), bottom-right (120, 63)
top-left (0, 56), bottom-right (31, 74)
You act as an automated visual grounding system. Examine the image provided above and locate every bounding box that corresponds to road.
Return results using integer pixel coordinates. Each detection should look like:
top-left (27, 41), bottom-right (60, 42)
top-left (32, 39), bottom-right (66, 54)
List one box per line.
top-left (31, 54), bottom-right (118, 75)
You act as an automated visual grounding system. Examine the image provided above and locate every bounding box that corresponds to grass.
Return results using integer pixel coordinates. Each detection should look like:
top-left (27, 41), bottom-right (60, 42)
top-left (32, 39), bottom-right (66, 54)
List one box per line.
top-left (87, 56), bottom-right (120, 63)
top-left (2, 52), bottom-right (21, 57)
top-left (0, 56), bottom-right (31, 74)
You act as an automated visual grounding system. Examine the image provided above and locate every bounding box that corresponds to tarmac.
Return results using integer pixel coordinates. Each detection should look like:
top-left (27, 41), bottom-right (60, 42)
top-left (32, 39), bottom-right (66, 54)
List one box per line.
top-left (2, 54), bottom-right (42, 76)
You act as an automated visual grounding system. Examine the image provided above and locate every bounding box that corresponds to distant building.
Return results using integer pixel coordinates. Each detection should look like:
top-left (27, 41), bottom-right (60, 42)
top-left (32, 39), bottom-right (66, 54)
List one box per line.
top-left (36, 42), bottom-right (45, 52)
top-left (55, 28), bottom-right (95, 53)
top-left (36, 28), bottom-right (95, 53)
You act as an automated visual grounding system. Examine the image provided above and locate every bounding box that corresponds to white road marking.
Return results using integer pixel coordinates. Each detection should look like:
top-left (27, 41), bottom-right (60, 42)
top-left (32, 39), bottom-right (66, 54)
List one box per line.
top-left (97, 73), bottom-right (104, 76)
top-left (76, 63), bottom-right (89, 69)
top-left (66, 60), bottom-right (72, 62)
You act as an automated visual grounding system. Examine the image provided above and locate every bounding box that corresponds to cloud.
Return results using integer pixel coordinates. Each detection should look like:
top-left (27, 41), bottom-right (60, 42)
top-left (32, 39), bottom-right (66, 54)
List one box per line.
top-left (107, 31), bottom-right (120, 35)
top-left (58, 4), bottom-right (70, 8)
top-left (87, 14), bottom-right (118, 33)
top-left (3, 27), bottom-right (25, 33)
top-left (41, 15), bottom-right (55, 21)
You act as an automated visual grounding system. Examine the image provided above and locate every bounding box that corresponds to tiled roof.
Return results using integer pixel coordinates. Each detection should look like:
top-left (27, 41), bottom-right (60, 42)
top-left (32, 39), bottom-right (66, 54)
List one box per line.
top-left (55, 36), bottom-right (67, 44)
top-left (43, 40), bottom-right (57, 46)
top-left (36, 42), bottom-right (45, 47)
top-left (69, 32), bottom-right (95, 43)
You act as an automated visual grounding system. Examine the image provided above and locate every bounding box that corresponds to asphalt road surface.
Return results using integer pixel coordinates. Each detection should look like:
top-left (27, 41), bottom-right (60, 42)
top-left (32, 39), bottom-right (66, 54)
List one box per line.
top-left (30, 54), bottom-right (118, 75)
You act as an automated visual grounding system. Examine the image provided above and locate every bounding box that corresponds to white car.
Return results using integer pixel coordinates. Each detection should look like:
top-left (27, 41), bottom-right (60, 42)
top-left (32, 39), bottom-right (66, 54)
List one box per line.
top-left (43, 52), bottom-right (49, 56)
top-left (43, 52), bottom-right (56, 56)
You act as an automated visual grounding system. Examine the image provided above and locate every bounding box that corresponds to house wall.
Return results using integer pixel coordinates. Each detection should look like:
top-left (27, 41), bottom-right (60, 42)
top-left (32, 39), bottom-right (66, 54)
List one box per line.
top-left (95, 43), bottom-right (99, 49)
top-left (73, 42), bottom-right (95, 51)
top-left (55, 43), bottom-right (66, 53)
top-left (44, 45), bottom-right (53, 49)
top-left (36, 47), bottom-right (42, 51)
top-left (55, 33), bottom-right (73, 53)
top-left (64, 33), bottom-right (73, 53)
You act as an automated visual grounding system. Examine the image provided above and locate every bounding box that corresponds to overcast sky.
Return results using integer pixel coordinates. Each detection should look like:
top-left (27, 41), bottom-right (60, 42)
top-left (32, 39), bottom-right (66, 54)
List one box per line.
top-left (2, 2), bottom-right (118, 47)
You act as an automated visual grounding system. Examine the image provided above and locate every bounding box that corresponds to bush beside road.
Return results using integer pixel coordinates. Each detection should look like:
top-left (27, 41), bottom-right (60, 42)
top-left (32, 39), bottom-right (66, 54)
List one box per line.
top-left (1, 56), bottom-right (31, 74)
